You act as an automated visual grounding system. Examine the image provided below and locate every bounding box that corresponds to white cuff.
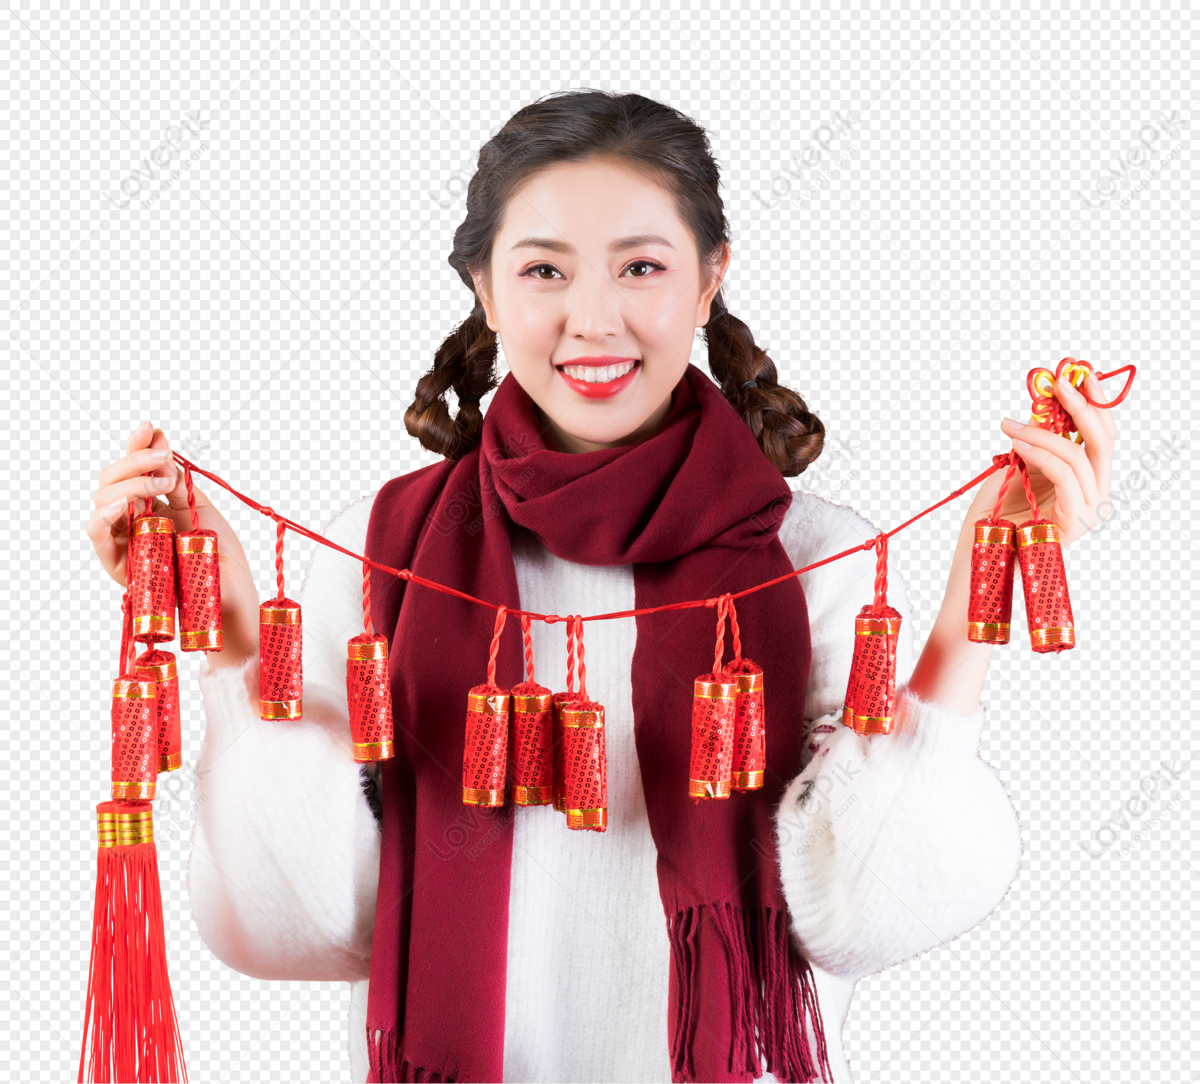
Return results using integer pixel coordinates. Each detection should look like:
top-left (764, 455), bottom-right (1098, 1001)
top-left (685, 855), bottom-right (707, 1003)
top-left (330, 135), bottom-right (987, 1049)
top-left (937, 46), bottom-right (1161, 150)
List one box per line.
top-left (775, 688), bottom-right (1023, 980)
top-left (187, 652), bottom-right (380, 982)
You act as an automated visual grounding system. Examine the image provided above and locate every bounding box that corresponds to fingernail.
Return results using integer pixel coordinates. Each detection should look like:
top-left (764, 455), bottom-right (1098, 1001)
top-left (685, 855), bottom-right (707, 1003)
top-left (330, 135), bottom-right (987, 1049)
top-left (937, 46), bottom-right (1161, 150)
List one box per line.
top-left (1003, 417), bottom-right (1025, 429)
top-left (137, 420), bottom-right (151, 432)
top-left (1013, 438), bottom-right (1032, 452)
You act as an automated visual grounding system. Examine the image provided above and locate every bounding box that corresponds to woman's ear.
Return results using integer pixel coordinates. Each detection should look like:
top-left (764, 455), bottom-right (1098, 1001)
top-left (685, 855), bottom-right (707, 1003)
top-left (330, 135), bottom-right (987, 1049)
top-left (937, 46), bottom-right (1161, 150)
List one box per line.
top-left (470, 268), bottom-right (500, 332)
top-left (697, 242), bottom-right (731, 327)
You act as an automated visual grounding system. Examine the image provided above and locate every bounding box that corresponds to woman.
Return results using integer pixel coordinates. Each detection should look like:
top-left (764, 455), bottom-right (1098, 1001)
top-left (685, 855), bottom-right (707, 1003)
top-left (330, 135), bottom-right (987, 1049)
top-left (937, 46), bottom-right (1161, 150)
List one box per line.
top-left (87, 90), bottom-right (1115, 1082)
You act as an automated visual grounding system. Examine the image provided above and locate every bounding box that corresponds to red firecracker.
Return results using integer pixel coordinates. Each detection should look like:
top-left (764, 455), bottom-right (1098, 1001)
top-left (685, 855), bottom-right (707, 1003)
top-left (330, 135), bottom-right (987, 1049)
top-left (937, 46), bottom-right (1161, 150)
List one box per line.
top-left (968, 519), bottom-right (1017, 644)
top-left (259, 521), bottom-right (302, 720)
top-left (176, 529), bottom-right (223, 652)
top-left (1016, 520), bottom-right (1075, 652)
top-left (259, 599), bottom-right (302, 719)
top-left (130, 512), bottom-right (176, 643)
top-left (550, 616), bottom-right (582, 814)
top-left (135, 648), bottom-right (182, 773)
top-left (689, 673), bottom-right (736, 799)
top-left (724, 656), bottom-right (766, 791)
top-left (462, 605), bottom-right (512, 807)
top-left (511, 614), bottom-right (553, 806)
top-left (562, 700), bottom-right (607, 831)
top-left (842, 534), bottom-right (903, 735)
top-left (347, 634), bottom-right (394, 762)
top-left (111, 673), bottom-right (158, 801)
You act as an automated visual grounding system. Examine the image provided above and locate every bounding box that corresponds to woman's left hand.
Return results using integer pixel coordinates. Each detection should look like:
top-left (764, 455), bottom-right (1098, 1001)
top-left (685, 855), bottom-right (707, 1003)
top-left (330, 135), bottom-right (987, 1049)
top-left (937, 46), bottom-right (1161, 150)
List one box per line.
top-left (982, 371), bottom-right (1117, 546)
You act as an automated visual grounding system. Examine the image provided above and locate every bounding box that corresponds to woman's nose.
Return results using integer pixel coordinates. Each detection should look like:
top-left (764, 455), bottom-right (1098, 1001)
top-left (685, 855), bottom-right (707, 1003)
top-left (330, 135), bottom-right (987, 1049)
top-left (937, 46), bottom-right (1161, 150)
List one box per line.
top-left (565, 267), bottom-right (626, 341)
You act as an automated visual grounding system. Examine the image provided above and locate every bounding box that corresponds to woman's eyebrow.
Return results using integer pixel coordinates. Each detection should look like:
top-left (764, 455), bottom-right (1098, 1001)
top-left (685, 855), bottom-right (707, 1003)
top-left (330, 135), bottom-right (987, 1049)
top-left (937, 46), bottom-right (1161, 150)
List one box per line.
top-left (509, 233), bottom-right (676, 253)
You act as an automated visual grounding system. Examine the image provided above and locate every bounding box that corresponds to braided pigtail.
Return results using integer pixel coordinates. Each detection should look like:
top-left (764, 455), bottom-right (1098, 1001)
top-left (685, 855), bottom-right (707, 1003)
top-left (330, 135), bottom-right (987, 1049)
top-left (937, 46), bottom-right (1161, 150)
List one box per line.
top-left (703, 297), bottom-right (824, 476)
top-left (403, 301), bottom-right (499, 460)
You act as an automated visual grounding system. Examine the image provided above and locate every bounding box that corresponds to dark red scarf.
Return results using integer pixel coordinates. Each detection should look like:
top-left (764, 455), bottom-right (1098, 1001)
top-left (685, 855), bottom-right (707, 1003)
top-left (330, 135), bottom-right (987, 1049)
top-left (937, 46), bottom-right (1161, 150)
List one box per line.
top-left (363, 363), bottom-right (833, 1083)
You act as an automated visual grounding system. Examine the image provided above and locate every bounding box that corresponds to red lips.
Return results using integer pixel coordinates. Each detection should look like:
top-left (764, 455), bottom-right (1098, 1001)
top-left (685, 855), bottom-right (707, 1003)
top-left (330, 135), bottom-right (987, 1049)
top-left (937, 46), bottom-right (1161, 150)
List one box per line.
top-left (556, 357), bottom-right (640, 400)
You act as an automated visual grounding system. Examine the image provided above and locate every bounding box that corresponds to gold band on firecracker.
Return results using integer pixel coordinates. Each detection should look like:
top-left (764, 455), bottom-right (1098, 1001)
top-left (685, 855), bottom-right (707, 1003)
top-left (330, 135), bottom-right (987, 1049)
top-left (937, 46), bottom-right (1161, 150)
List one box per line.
top-left (347, 638), bottom-right (388, 661)
top-left (134, 516), bottom-right (174, 536)
top-left (176, 533), bottom-right (218, 555)
top-left (96, 804), bottom-right (155, 848)
top-left (261, 602), bottom-right (302, 625)
top-left (689, 676), bottom-right (736, 800)
top-left (112, 677), bottom-right (157, 699)
top-left (975, 523), bottom-right (1016, 546)
top-left (515, 784), bottom-right (554, 805)
top-left (181, 629), bottom-right (224, 651)
top-left (565, 807), bottom-right (608, 830)
top-left (159, 751), bottom-right (183, 772)
top-left (133, 614), bottom-right (175, 638)
top-left (134, 655), bottom-right (177, 682)
top-left (259, 698), bottom-right (303, 719)
top-left (841, 708), bottom-right (896, 736)
top-left (732, 770), bottom-right (764, 789)
top-left (1015, 521), bottom-right (1058, 547)
top-left (1030, 626), bottom-right (1075, 649)
top-left (854, 614), bottom-right (903, 636)
top-left (467, 691), bottom-right (510, 714)
top-left (969, 621), bottom-right (1011, 640)
top-left (353, 740), bottom-right (395, 760)
top-left (513, 690), bottom-right (553, 713)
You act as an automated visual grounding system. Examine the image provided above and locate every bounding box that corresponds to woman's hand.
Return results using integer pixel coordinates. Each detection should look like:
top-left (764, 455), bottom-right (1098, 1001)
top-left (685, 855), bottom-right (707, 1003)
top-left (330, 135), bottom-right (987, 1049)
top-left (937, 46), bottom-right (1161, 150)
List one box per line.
top-left (984, 371), bottom-right (1117, 544)
top-left (86, 421), bottom-right (261, 668)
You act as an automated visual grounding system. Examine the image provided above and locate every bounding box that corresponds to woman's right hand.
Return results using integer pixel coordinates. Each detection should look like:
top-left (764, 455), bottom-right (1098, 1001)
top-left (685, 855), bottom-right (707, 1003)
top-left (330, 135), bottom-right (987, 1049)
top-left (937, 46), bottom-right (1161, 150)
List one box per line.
top-left (86, 421), bottom-right (261, 668)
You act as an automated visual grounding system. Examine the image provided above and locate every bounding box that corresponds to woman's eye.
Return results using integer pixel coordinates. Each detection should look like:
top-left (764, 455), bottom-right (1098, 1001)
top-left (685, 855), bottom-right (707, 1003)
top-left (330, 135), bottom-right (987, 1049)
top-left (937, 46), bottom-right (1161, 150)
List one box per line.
top-left (624, 259), bottom-right (666, 277)
top-left (521, 263), bottom-right (563, 280)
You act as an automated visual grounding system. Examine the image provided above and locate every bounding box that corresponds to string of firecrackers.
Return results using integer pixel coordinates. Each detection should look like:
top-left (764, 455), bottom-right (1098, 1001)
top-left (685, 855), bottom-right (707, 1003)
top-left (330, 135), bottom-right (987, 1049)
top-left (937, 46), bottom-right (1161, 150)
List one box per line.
top-left (78, 358), bottom-right (1133, 1083)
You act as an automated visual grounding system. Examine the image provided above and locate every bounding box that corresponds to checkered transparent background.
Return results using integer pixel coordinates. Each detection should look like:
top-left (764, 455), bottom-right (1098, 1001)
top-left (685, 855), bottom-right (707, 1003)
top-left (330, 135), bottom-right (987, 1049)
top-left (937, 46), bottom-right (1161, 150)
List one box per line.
top-left (1, 1), bottom-right (1194, 1080)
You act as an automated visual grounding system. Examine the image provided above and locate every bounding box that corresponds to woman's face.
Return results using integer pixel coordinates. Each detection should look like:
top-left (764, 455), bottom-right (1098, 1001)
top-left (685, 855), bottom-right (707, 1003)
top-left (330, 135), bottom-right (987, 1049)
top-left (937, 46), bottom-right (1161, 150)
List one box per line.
top-left (472, 157), bottom-right (729, 453)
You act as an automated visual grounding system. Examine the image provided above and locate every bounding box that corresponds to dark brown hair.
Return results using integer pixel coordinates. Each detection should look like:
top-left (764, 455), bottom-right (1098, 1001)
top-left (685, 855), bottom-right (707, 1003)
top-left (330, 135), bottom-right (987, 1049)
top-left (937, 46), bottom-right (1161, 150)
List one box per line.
top-left (404, 89), bottom-right (824, 476)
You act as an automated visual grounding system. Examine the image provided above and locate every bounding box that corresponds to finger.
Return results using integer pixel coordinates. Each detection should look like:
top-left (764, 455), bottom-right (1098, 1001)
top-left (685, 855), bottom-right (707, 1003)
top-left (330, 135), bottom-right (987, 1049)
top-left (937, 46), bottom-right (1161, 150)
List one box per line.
top-left (98, 445), bottom-right (174, 489)
top-left (1058, 376), bottom-right (1114, 497)
top-left (94, 473), bottom-right (177, 510)
top-left (1012, 437), bottom-right (1088, 528)
top-left (1082, 372), bottom-right (1117, 439)
top-left (1000, 418), bottom-right (1099, 506)
top-left (125, 420), bottom-right (154, 456)
top-left (85, 497), bottom-right (132, 583)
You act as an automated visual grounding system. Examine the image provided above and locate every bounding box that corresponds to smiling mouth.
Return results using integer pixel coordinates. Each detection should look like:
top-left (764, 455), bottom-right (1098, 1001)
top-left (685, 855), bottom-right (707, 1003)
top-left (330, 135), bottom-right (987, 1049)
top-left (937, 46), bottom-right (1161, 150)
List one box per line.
top-left (556, 359), bottom-right (640, 384)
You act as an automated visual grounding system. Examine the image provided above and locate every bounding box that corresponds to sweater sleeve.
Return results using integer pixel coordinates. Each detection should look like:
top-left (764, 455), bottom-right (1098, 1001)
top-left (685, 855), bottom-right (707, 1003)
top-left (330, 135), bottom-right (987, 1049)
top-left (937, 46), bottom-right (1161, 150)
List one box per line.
top-left (772, 491), bottom-right (1023, 981)
top-left (187, 492), bottom-right (382, 982)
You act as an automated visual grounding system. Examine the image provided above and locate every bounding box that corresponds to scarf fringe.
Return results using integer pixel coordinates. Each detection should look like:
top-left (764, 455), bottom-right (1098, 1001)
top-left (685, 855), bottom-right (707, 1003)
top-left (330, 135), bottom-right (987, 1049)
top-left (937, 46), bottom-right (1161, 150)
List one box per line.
top-left (366, 1030), bottom-right (454, 1083)
top-left (667, 904), bottom-right (835, 1083)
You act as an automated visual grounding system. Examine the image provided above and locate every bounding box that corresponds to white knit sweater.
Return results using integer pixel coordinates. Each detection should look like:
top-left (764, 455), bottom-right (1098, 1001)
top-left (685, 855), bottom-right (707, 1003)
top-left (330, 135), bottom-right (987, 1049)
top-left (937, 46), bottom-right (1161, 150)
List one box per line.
top-left (188, 489), bottom-right (1023, 1083)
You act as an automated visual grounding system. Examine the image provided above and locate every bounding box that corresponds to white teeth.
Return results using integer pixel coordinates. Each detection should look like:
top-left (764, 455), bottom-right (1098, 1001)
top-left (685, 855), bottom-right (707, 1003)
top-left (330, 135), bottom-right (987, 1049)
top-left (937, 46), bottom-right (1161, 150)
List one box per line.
top-left (562, 360), bottom-right (636, 383)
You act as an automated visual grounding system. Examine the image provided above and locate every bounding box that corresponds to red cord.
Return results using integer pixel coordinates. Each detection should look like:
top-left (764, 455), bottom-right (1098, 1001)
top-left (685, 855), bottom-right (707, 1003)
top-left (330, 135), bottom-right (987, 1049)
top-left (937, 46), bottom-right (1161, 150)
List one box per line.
top-left (274, 520), bottom-right (286, 600)
top-left (521, 614), bottom-right (535, 683)
top-left (727, 595), bottom-right (742, 663)
top-left (565, 617), bottom-right (576, 694)
top-left (575, 615), bottom-right (587, 702)
top-left (485, 605), bottom-right (507, 687)
top-left (711, 595), bottom-right (729, 675)
top-left (362, 559), bottom-right (373, 636)
top-left (184, 463), bottom-right (199, 530)
top-left (871, 533), bottom-right (889, 613)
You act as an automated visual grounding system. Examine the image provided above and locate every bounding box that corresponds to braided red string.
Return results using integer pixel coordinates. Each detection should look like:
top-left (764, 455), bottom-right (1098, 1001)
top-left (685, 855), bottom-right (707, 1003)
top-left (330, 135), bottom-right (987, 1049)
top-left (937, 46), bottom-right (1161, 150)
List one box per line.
top-left (711, 595), bottom-right (730, 675)
top-left (727, 595), bottom-right (742, 662)
top-left (1015, 453), bottom-right (1042, 521)
top-left (362, 559), bottom-right (373, 635)
top-left (184, 463), bottom-right (199, 530)
top-left (990, 456), bottom-right (1017, 522)
top-left (565, 616), bottom-right (576, 694)
top-left (485, 605), bottom-right (507, 687)
top-left (575, 615), bottom-right (587, 702)
top-left (275, 519), bottom-right (286, 600)
top-left (521, 614), bottom-right (535, 683)
top-left (871, 533), bottom-right (889, 613)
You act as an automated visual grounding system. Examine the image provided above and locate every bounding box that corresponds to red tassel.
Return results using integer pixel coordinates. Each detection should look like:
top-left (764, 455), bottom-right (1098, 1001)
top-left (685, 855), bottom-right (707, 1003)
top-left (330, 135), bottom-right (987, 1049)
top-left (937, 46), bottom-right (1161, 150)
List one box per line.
top-left (134, 649), bottom-right (182, 774)
top-left (1016, 520), bottom-right (1076, 652)
top-left (129, 514), bottom-right (176, 643)
top-left (842, 534), bottom-right (903, 736)
top-left (78, 803), bottom-right (187, 1083)
top-left (175, 529), bottom-right (223, 652)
